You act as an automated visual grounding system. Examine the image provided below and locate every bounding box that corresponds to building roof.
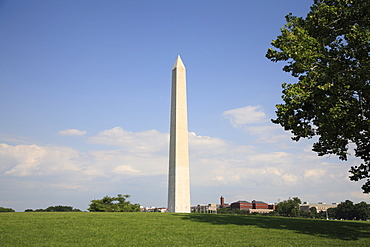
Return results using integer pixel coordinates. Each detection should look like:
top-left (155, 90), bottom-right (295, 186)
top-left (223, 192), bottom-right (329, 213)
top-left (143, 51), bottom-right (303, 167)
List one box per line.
top-left (232, 200), bottom-right (251, 204)
top-left (252, 200), bottom-right (267, 204)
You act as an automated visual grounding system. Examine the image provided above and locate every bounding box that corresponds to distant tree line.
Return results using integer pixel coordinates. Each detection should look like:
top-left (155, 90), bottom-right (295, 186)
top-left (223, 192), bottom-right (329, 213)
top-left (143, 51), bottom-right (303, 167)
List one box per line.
top-left (327, 200), bottom-right (370, 221)
top-left (217, 198), bottom-right (370, 220)
top-left (272, 198), bottom-right (370, 220)
top-left (1, 193), bottom-right (140, 213)
top-left (25, 205), bottom-right (82, 212)
top-left (217, 207), bottom-right (248, 215)
top-left (0, 206), bottom-right (15, 212)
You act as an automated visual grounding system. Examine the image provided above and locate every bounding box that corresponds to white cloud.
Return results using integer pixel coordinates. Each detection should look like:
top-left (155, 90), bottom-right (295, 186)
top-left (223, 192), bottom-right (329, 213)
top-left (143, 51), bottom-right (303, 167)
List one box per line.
top-left (188, 132), bottom-right (255, 158)
top-left (0, 144), bottom-right (82, 177)
top-left (88, 149), bottom-right (167, 177)
top-left (113, 165), bottom-right (141, 174)
top-left (88, 127), bottom-right (168, 154)
top-left (304, 168), bottom-right (326, 178)
top-left (223, 105), bottom-right (268, 128)
top-left (222, 106), bottom-right (293, 145)
top-left (58, 129), bottom-right (87, 136)
top-left (282, 174), bottom-right (299, 184)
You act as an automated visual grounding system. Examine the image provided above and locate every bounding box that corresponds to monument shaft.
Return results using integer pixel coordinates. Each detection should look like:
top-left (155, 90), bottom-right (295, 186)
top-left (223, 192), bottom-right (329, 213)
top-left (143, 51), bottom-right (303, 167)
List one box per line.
top-left (168, 55), bottom-right (190, 213)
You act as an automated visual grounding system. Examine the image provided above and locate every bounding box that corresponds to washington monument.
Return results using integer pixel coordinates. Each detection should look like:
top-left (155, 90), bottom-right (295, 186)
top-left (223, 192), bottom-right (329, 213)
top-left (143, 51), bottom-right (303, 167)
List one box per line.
top-left (167, 55), bottom-right (191, 213)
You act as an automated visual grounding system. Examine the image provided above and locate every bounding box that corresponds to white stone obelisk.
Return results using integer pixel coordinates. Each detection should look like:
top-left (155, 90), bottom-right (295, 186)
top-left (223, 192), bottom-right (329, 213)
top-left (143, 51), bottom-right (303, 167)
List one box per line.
top-left (167, 55), bottom-right (191, 213)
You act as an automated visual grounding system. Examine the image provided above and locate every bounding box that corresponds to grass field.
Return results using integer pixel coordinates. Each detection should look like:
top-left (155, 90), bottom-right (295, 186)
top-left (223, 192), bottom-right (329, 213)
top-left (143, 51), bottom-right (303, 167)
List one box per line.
top-left (1, 212), bottom-right (370, 246)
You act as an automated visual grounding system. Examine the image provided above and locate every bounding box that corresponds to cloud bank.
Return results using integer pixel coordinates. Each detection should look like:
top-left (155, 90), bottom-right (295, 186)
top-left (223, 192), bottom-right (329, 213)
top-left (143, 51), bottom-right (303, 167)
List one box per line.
top-left (0, 106), bottom-right (367, 211)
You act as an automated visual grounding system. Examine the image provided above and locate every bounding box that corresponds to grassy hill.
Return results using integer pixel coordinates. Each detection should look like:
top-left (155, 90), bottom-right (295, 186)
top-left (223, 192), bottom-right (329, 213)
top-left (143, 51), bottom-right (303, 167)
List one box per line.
top-left (1, 212), bottom-right (369, 246)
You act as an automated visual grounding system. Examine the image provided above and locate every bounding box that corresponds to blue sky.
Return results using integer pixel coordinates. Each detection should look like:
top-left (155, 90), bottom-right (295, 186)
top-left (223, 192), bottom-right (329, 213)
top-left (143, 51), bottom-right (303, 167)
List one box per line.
top-left (1, 0), bottom-right (368, 212)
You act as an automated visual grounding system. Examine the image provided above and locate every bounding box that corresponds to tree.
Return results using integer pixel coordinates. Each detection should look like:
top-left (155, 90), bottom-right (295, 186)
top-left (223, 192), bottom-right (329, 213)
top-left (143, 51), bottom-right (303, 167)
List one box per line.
top-left (354, 201), bottom-right (370, 220)
top-left (336, 200), bottom-right (355, 220)
top-left (217, 207), bottom-right (233, 214)
top-left (327, 207), bottom-right (337, 219)
top-left (328, 200), bottom-right (370, 220)
top-left (309, 207), bottom-right (318, 218)
top-left (232, 208), bottom-right (248, 215)
top-left (266, 0), bottom-right (370, 192)
top-left (0, 207), bottom-right (15, 212)
top-left (275, 197), bottom-right (302, 217)
top-left (46, 205), bottom-right (73, 212)
top-left (24, 205), bottom-right (81, 212)
top-left (87, 194), bottom-right (140, 212)
top-left (45, 205), bottom-right (81, 212)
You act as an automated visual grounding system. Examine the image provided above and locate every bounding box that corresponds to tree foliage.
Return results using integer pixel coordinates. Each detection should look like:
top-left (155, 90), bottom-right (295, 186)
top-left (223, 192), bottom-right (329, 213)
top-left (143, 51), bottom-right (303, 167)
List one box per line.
top-left (217, 207), bottom-right (234, 214)
top-left (87, 194), bottom-right (140, 212)
top-left (273, 198), bottom-right (369, 220)
top-left (45, 205), bottom-right (81, 212)
top-left (329, 200), bottom-right (370, 220)
top-left (216, 207), bottom-right (248, 215)
top-left (24, 205), bottom-right (81, 212)
top-left (0, 206), bottom-right (15, 212)
top-left (266, 0), bottom-right (370, 192)
top-left (336, 199), bottom-right (355, 220)
top-left (354, 201), bottom-right (370, 220)
top-left (275, 197), bottom-right (302, 217)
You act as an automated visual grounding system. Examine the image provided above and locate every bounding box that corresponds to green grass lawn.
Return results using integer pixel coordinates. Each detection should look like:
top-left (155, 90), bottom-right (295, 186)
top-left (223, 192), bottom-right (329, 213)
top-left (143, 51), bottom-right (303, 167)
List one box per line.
top-left (1, 212), bottom-right (369, 246)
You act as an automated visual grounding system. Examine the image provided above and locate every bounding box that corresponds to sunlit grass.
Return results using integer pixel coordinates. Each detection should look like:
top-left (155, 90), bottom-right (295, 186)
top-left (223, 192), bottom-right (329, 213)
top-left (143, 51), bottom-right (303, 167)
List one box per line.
top-left (1, 212), bottom-right (369, 246)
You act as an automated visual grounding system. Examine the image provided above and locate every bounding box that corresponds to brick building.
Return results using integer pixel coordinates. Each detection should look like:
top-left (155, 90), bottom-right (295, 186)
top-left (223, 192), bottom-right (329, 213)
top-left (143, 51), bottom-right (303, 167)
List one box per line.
top-left (219, 196), bottom-right (229, 208)
top-left (230, 200), bottom-right (252, 210)
top-left (230, 199), bottom-right (274, 213)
